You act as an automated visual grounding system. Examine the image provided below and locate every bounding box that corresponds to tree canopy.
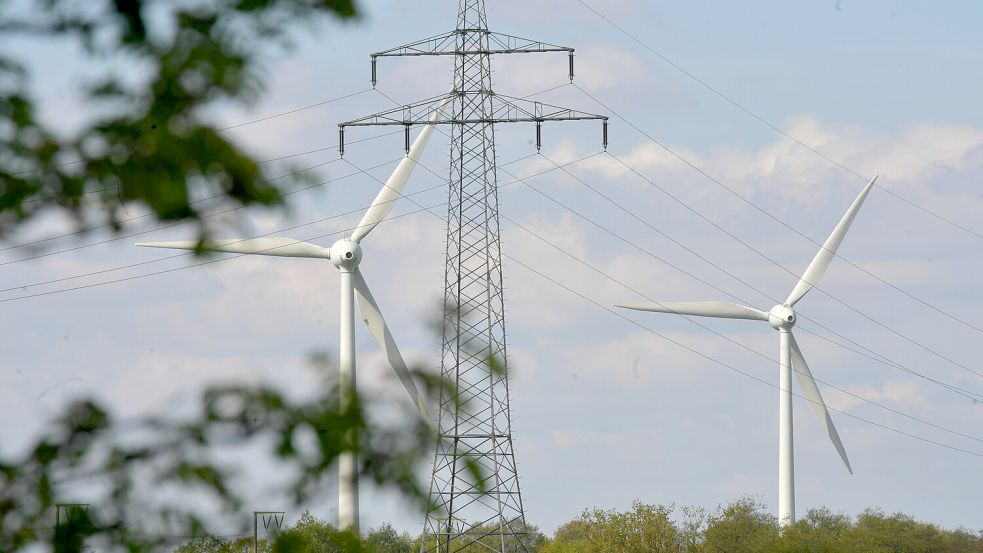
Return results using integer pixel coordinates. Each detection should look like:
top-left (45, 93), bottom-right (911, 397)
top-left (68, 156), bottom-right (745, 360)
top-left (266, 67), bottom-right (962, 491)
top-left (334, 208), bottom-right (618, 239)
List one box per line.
top-left (538, 498), bottom-right (983, 553)
top-left (171, 498), bottom-right (983, 553)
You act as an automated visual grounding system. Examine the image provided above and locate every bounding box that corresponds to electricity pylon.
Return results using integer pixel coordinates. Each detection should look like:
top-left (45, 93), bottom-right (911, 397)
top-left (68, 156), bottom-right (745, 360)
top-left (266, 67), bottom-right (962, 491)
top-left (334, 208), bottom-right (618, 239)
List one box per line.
top-left (339, 2), bottom-right (606, 551)
top-left (253, 511), bottom-right (285, 553)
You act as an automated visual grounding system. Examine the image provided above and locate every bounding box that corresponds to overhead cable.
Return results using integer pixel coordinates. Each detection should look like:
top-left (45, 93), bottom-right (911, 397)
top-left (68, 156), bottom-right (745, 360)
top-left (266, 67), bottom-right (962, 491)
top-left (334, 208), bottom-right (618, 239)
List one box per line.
top-left (573, 0), bottom-right (983, 244)
top-left (526, 151), bottom-right (983, 403)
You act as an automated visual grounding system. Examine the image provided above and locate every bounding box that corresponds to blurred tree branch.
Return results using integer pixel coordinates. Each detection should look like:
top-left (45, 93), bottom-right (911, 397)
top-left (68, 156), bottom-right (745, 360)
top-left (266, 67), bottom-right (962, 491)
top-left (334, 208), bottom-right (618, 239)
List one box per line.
top-left (0, 360), bottom-right (441, 552)
top-left (1, 0), bottom-right (358, 240)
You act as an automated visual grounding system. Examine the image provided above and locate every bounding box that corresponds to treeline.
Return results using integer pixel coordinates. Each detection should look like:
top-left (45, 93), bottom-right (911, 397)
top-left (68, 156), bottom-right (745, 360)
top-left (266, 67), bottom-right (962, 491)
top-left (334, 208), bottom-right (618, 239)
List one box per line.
top-left (175, 498), bottom-right (983, 552)
top-left (540, 498), bottom-right (983, 553)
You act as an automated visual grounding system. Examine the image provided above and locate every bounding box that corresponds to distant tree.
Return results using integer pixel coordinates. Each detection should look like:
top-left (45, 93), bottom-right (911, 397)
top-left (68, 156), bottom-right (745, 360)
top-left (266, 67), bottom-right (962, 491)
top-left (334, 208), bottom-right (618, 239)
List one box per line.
top-left (846, 508), bottom-right (947, 553)
top-left (363, 523), bottom-right (412, 553)
top-left (175, 535), bottom-right (252, 553)
top-left (540, 501), bottom-right (679, 553)
top-left (540, 498), bottom-right (983, 553)
top-left (779, 506), bottom-right (853, 552)
top-left (173, 512), bottom-right (418, 553)
top-left (941, 529), bottom-right (983, 553)
top-left (512, 521), bottom-right (548, 552)
top-left (696, 497), bottom-right (779, 553)
top-left (272, 511), bottom-right (364, 553)
top-left (408, 519), bottom-right (546, 553)
top-left (675, 506), bottom-right (708, 553)
top-left (550, 518), bottom-right (590, 545)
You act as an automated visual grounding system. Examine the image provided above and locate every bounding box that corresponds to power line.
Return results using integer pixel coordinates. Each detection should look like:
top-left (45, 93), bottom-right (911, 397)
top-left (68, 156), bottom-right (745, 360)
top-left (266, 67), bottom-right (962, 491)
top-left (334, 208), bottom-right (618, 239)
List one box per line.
top-left (216, 88), bottom-right (374, 131)
top-left (0, 203), bottom-right (444, 305)
top-left (790, 325), bottom-right (983, 403)
top-left (17, 148), bottom-right (980, 478)
top-left (15, 126), bottom-right (392, 208)
top-left (0, 128), bottom-right (404, 253)
top-left (504, 251), bottom-right (983, 460)
top-left (381, 34), bottom-right (983, 404)
top-left (0, 184), bottom-right (444, 296)
top-left (521, 152), bottom-right (983, 404)
top-left (359, 86), bottom-right (983, 463)
top-left (0, 152), bottom-right (599, 299)
top-left (378, 77), bottom-right (983, 403)
top-left (487, 152), bottom-right (983, 405)
top-left (477, 162), bottom-right (983, 439)
top-left (375, 155), bottom-right (983, 460)
top-left (572, 83), bottom-right (983, 342)
top-left (8, 87), bottom-right (374, 178)
top-left (573, 0), bottom-right (983, 244)
top-left (553, 79), bottom-right (983, 382)
top-left (0, 156), bottom-right (394, 267)
top-left (3, 81), bottom-right (566, 254)
top-left (11, 82), bottom-right (980, 463)
top-left (500, 213), bottom-right (983, 445)
top-left (595, 144), bottom-right (983, 383)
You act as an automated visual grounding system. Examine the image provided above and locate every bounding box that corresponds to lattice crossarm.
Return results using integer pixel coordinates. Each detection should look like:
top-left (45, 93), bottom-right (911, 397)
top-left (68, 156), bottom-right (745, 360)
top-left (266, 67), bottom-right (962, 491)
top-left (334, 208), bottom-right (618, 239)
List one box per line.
top-left (370, 31), bottom-right (575, 86)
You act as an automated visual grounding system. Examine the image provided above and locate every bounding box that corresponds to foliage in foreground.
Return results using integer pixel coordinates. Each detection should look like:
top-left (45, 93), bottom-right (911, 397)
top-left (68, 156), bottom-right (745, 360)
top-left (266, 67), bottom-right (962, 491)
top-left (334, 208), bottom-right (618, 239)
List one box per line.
top-left (1, 0), bottom-right (357, 239)
top-left (0, 366), bottom-right (437, 553)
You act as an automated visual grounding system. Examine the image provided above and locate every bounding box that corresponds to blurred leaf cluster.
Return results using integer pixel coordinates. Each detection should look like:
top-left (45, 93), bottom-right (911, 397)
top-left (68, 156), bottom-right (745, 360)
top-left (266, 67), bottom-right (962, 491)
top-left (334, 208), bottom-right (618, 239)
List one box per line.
top-left (1, 0), bottom-right (357, 238)
top-left (0, 367), bottom-right (437, 553)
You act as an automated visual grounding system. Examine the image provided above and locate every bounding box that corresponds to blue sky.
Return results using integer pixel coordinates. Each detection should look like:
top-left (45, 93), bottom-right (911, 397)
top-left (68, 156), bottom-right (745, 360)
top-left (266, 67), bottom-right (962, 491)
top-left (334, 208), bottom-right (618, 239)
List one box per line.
top-left (3, 0), bottom-right (983, 537)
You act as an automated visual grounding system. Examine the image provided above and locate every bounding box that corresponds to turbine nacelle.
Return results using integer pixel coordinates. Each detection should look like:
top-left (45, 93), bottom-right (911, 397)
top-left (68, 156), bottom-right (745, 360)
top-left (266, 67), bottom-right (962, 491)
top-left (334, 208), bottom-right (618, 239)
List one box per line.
top-left (768, 304), bottom-right (796, 330)
top-left (614, 174), bottom-right (878, 525)
top-left (329, 238), bottom-right (363, 270)
top-left (135, 94), bottom-right (455, 532)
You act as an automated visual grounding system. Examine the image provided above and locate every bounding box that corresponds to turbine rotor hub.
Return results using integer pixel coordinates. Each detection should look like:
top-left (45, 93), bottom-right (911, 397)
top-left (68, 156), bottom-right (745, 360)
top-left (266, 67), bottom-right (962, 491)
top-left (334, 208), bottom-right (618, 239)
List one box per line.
top-left (768, 304), bottom-right (796, 330)
top-left (329, 239), bottom-right (362, 270)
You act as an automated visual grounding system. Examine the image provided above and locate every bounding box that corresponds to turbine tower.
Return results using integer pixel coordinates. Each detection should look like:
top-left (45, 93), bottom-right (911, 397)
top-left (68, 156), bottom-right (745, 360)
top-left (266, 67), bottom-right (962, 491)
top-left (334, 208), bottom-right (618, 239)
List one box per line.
top-left (339, 1), bottom-right (607, 550)
top-left (137, 99), bottom-right (450, 532)
top-left (617, 176), bottom-right (878, 525)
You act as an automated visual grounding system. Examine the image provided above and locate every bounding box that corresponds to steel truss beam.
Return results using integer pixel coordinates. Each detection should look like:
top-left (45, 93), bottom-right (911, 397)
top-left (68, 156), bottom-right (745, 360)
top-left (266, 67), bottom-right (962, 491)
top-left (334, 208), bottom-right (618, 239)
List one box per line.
top-left (338, 2), bottom-right (606, 551)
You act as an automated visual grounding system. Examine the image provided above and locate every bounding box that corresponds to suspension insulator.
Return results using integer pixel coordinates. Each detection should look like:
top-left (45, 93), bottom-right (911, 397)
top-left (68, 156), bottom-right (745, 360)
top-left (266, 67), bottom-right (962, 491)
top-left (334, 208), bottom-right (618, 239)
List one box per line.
top-left (602, 119), bottom-right (608, 150)
top-left (568, 52), bottom-right (575, 83)
top-left (404, 124), bottom-right (411, 155)
top-left (339, 127), bottom-right (345, 157)
top-left (536, 121), bottom-right (542, 152)
top-left (371, 56), bottom-right (378, 87)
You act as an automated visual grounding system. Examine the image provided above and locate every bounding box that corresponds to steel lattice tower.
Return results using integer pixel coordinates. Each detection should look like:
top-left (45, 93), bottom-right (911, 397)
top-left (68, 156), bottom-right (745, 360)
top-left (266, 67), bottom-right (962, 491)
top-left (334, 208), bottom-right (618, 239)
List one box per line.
top-left (340, 2), bottom-right (606, 551)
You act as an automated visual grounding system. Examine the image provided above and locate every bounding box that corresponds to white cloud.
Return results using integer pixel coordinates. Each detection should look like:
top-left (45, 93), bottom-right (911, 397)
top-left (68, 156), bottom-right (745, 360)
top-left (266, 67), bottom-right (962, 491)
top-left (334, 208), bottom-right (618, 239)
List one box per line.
top-left (826, 379), bottom-right (927, 412)
top-left (530, 115), bottom-right (983, 216)
top-left (555, 329), bottom-right (769, 386)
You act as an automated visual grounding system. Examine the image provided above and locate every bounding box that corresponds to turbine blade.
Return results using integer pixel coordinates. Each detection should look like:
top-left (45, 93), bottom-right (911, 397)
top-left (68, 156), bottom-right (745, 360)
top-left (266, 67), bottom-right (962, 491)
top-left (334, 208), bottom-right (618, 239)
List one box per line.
top-left (785, 176), bottom-right (878, 306)
top-left (789, 331), bottom-right (853, 474)
top-left (136, 238), bottom-right (330, 259)
top-left (352, 268), bottom-right (436, 432)
top-left (350, 93), bottom-right (454, 243)
top-left (615, 300), bottom-right (769, 321)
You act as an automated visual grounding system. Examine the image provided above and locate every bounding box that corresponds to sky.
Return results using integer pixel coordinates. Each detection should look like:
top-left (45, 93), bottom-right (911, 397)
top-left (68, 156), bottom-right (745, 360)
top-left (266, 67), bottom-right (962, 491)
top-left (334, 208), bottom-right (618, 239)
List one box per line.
top-left (3, 0), bottom-right (983, 539)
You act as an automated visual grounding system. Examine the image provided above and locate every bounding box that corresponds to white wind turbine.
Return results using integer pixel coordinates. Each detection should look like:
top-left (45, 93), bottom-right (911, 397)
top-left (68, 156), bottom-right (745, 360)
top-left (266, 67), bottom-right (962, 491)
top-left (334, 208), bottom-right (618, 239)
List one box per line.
top-left (137, 95), bottom-right (452, 532)
top-left (616, 176), bottom-right (878, 525)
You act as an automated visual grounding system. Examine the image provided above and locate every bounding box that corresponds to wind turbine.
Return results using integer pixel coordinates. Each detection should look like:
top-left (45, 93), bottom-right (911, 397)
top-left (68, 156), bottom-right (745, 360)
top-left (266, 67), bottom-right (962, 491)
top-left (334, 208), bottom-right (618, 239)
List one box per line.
top-left (137, 95), bottom-right (452, 532)
top-left (616, 176), bottom-right (878, 525)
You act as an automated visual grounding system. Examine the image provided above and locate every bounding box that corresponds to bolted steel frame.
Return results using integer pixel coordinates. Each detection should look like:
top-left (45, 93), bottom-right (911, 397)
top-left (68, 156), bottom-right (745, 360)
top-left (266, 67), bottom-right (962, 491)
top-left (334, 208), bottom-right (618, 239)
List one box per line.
top-left (339, 1), bottom-right (606, 551)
